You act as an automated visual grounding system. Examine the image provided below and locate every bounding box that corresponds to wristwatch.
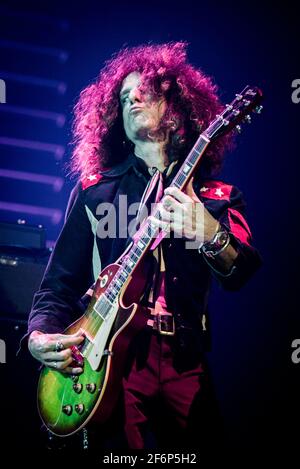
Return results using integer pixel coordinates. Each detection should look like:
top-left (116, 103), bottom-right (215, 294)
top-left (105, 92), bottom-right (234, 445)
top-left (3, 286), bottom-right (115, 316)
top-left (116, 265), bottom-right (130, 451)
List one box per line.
top-left (199, 226), bottom-right (230, 258)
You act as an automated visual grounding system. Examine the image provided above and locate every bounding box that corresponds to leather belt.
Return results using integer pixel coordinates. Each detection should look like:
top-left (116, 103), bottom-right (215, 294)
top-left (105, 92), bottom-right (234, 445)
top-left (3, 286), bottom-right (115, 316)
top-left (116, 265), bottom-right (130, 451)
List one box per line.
top-left (147, 312), bottom-right (175, 336)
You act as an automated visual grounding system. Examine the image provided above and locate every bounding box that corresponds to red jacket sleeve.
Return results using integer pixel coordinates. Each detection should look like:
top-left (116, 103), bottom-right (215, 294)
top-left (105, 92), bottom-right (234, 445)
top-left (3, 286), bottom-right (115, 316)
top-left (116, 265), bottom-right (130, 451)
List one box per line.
top-left (202, 183), bottom-right (262, 290)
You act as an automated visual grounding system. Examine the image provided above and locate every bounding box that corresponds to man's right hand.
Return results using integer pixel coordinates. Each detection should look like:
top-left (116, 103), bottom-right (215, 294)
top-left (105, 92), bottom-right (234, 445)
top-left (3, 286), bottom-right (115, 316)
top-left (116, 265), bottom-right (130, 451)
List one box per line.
top-left (28, 330), bottom-right (84, 375)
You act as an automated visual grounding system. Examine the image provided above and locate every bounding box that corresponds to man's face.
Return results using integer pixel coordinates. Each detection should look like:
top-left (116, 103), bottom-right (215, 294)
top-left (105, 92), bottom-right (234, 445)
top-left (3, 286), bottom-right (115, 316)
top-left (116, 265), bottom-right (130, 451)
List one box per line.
top-left (120, 71), bottom-right (166, 143)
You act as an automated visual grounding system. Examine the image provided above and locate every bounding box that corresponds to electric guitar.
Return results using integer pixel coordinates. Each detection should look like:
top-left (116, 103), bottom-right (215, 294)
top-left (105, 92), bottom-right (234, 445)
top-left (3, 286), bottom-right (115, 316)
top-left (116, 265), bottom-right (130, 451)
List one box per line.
top-left (37, 86), bottom-right (263, 436)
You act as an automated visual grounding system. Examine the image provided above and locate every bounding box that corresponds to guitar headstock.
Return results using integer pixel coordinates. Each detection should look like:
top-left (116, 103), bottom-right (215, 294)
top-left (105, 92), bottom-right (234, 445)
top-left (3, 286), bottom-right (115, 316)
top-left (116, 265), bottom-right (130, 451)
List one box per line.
top-left (205, 86), bottom-right (263, 140)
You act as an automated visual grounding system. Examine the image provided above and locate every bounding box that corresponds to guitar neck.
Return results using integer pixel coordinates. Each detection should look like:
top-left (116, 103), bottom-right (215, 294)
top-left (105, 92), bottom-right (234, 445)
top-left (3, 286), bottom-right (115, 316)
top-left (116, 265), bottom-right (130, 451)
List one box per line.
top-left (101, 133), bottom-right (210, 305)
top-left (93, 84), bottom-right (264, 307)
top-left (169, 133), bottom-right (210, 191)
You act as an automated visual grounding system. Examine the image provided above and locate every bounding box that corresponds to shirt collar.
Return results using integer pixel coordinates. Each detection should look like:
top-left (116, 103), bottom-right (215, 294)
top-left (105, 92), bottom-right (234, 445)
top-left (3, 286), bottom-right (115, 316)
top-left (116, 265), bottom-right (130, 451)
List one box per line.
top-left (99, 153), bottom-right (179, 182)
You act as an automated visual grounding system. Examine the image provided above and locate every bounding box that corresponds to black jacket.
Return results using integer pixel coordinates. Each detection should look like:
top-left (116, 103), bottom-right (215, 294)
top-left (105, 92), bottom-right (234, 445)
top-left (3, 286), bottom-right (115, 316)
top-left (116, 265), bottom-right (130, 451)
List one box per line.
top-left (27, 153), bottom-right (261, 356)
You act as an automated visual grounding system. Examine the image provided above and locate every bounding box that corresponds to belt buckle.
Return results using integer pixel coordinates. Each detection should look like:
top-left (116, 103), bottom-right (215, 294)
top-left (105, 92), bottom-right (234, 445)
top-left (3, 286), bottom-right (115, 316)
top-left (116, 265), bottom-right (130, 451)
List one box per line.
top-left (157, 314), bottom-right (175, 336)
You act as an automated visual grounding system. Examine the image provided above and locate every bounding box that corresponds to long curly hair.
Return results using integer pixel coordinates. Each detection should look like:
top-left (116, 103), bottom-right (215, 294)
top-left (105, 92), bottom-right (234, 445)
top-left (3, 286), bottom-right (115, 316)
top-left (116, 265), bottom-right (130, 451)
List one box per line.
top-left (70, 42), bottom-right (233, 179)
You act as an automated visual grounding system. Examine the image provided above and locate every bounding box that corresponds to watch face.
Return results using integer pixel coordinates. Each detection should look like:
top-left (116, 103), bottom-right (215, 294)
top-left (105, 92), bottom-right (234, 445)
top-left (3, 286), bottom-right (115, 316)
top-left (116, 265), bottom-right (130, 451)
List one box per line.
top-left (201, 229), bottom-right (229, 257)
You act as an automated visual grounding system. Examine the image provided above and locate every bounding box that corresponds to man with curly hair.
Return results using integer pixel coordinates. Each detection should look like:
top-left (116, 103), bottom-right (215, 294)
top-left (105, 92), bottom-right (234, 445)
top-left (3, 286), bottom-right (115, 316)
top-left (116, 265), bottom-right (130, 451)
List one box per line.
top-left (27, 42), bottom-right (261, 451)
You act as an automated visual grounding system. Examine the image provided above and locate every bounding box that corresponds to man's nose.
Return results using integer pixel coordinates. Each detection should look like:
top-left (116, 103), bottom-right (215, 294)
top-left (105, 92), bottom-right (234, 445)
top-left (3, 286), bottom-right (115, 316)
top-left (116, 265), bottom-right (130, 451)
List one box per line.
top-left (128, 87), bottom-right (142, 104)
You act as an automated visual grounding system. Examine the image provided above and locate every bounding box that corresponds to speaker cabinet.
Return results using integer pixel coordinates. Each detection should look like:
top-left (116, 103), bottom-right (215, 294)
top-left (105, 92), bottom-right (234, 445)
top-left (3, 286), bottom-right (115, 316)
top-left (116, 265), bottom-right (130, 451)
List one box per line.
top-left (0, 247), bottom-right (50, 318)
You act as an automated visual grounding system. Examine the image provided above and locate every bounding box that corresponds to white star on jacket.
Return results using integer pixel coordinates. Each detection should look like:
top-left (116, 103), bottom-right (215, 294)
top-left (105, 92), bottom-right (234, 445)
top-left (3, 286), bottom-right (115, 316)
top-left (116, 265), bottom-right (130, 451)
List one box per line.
top-left (87, 175), bottom-right (97, 181)
top-left (215, 188), bottom-right (224, 197)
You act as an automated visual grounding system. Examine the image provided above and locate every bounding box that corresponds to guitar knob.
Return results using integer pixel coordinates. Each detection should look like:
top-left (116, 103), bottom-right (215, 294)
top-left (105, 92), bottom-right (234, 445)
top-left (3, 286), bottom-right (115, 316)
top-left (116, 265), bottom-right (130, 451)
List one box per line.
top-left (75, 404), bottom-right (85, 415)
top-left (71, 375), bottom-right (79, 383)
top-left (73, 383), bottom-right (83, 394)
top-left (86, 383), bottom-right (96, 394)
top-left (244, 114), bottom-right (251, 124)
top-left (62, 405), bottom-right (72, 416)
top-left (235, 125), bottom-right (242, 133)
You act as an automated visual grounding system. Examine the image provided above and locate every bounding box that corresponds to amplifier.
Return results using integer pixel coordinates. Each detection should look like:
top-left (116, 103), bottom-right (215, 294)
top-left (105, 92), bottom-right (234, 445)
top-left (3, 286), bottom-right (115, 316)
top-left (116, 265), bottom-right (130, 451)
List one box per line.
top-left (0, 246), bottom-right (50, 318)
top-left (0, 221), bottom-right (46, 250)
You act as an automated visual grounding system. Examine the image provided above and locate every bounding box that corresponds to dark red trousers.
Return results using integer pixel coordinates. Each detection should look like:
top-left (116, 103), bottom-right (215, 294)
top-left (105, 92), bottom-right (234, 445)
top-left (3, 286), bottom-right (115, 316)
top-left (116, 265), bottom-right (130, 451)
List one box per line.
top-left (122, 329), bottom-right (220, 449)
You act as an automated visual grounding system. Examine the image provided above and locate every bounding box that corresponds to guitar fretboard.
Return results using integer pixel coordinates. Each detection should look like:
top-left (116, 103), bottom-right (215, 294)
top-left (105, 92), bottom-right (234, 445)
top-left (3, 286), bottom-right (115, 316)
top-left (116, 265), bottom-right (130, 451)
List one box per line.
top-left (92, 133), bottom-right (211, 314)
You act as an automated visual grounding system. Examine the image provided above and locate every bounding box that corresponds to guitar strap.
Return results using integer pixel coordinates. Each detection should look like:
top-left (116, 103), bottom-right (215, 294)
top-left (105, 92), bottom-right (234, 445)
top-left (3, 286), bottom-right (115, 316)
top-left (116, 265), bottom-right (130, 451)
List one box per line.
top-left (82, 167), bottom-right (162, 301)
top-left (133, 160), bottom-right (178, 250)
top-left (82, 161), bottom-right (177, 301)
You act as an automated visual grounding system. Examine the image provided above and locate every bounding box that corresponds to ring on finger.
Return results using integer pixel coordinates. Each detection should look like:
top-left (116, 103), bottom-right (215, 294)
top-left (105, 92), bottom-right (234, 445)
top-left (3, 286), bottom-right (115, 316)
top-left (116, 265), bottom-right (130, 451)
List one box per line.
top-left (55, 340), bottom-right (64, 352)
top-left (53, 361), bottom-right (57, 369)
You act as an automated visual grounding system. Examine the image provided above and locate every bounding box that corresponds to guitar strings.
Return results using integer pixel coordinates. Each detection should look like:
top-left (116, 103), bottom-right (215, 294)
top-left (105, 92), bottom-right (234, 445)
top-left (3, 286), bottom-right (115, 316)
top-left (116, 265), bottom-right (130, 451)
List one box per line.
top-left (80, 134), bottom-right (210, 351)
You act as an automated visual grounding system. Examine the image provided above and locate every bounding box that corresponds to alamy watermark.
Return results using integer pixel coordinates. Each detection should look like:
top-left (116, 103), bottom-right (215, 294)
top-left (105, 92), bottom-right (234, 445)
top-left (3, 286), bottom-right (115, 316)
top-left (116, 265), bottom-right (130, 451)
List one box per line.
top-left (93, 195), bottom-right (205, 250)
top-left (291, 79), bottom-right (300, 104)
top-left (0, 339), bottom-right (6, 363)
top-left (291, 339), bottom-right (300, 364)
top-left (0, 78), bottom-right (6, 103)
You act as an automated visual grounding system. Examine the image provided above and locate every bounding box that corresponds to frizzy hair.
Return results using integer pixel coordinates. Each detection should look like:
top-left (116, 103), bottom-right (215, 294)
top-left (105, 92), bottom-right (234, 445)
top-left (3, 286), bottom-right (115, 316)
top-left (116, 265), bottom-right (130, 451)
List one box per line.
top-left (70, 42), bottom-right (233, 179)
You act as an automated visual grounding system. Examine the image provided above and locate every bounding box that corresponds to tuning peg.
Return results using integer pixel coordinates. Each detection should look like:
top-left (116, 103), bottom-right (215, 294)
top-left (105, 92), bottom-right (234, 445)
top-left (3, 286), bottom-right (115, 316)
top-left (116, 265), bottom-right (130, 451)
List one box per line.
top-left (254, 105), bottom-right (263, 114)
top-left (235, 125), bottom-right (242, 133)
top-left (243, 114), bottom-right (251, 124)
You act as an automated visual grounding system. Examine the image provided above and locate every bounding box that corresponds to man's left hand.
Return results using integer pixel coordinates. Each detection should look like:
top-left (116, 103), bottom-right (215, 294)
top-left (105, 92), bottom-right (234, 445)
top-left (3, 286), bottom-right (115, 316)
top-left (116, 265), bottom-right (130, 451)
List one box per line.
top-left (154, 178), bottom-right (219, 243)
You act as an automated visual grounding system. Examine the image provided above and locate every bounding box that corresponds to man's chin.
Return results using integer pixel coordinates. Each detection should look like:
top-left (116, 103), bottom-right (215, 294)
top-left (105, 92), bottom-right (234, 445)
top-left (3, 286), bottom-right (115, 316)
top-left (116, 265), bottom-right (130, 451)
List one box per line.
top-left (133, 124), bottom-right (153, 140)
